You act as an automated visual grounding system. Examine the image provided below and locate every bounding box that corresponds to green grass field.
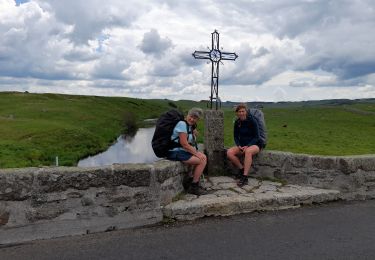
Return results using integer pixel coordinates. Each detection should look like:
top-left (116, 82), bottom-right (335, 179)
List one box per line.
top-left (1, 92), bottom-right (374, 169)
top-left (0, 92), bottom-right (177, 168)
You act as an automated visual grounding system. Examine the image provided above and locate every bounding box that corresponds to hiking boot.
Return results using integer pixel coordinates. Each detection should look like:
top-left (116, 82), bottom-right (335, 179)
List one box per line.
top-left (187, 182), bottom-right (208, 196)
top-left (182, 175), bottom-right (193, 190)
top-left (233, 168), bottom-right (244, 179)
top-left (237, 175), bottom-right (249, 187)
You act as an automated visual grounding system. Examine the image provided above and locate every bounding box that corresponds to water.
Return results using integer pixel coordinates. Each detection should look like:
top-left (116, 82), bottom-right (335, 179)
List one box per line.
top-left (78, 127), bottom-right (159, 167)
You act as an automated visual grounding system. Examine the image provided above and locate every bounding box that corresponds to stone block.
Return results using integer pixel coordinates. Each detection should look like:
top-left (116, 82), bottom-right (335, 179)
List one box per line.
top-left (354, 156), bottom-right (375, 171)
top-left (160, 175), bottom-right (183, 206)
top-left (153, 160), bottom-right (188, 183)
top-left (310, 156), bottom-right (336, 170)
top-left (26, 204), bottom-right (67, 222)
top-left (112, 164), bottom-right (152, 187)
top-left (0, 170), bottom-right (34, 201)
top-left (0, 206), bottom-right (10, 225)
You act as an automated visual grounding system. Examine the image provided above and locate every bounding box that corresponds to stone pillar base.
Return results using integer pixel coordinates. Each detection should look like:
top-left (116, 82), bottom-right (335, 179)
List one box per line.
top-left (204, 110), bottom-right (225, 175)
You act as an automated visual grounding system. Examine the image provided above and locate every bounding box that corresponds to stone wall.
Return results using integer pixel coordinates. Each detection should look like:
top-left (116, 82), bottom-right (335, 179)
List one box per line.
top-left (249, 151), bottom-right (375, 200)
top-left (1, 150), bottom-right (375, 245)
top-left (0, 160), bottom-right (188, 245)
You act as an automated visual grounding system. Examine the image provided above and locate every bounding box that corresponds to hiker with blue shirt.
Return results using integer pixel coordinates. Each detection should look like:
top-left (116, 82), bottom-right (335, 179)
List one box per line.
top-left (166, 108), bottom-right (207, 195)
top-left (227, 103), bottom-right (265, 187)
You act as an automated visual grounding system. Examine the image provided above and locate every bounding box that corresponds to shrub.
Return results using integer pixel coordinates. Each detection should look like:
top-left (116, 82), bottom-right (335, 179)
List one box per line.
top-left (168, 101), bottom-right (177, 108)
top-left (122, 111), bottom-right (138, 137)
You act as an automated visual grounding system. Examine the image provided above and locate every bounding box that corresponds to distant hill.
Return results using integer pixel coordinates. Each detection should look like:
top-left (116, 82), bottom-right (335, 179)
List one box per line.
top-left (219, 98), bottom-right (375, 109)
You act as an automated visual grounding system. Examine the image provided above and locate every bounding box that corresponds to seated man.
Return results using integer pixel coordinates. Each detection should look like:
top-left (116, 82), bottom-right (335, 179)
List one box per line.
top-left (227, 103), bottom-right (264, 187)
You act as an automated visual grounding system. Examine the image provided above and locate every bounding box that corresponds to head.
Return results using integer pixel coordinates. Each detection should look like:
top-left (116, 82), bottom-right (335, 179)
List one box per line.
top-left (235, 103), bottom-right (247, 121)
top-left (186, 107), bottom-right (203, 126)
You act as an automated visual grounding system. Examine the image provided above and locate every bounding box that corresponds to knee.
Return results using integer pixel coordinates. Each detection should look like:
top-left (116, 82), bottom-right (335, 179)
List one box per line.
top-left (245, 149), bottom-right (254, 157)
top-left (195, 153), bottom-right (207, 166)
top-left (227, 149), bottom-right (234, 158)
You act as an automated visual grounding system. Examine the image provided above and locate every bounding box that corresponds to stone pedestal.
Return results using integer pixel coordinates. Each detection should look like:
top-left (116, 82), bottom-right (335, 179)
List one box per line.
top-left (204, 110), bottom-right (225, 175)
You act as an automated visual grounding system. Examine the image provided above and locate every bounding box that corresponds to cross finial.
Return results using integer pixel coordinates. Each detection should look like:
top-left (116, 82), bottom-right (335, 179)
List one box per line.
top-left (192, 30), bottom-right (238, 110)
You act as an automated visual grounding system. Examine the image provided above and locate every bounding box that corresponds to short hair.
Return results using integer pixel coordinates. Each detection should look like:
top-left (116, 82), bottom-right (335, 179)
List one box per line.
top-left (188, 107), bottom-right (203, 119)
top-left (235, 103), bottom-right (247, 112)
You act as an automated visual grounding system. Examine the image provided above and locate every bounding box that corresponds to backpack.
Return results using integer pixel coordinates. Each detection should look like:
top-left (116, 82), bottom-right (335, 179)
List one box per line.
top-left (152, 109), bottom-right (188, 158)
top-left (248, 108), bottom-right (267, 148)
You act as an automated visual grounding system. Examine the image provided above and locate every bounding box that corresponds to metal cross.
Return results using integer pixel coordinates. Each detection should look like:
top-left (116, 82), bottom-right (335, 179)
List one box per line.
top-left (192, 30), bottom-right (238, 110)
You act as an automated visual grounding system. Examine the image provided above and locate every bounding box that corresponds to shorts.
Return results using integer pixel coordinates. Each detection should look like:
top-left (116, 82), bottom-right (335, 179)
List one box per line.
top-left (166, 150), bottom-right (193, 161)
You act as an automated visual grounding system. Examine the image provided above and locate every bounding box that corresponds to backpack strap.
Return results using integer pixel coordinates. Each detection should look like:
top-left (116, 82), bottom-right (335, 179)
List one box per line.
top-left (172, 120), bottom-right (198, 150)
top-left (171, 120), bottom-right (191, 142)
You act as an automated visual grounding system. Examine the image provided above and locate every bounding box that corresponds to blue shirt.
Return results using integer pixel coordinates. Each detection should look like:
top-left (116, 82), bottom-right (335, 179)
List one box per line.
top-left (170, 121), bottom-right (194, 151)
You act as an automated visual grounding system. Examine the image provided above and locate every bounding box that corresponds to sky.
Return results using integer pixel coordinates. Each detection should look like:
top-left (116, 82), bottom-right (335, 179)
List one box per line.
top-left (1, 0), bottom-right (375, 102)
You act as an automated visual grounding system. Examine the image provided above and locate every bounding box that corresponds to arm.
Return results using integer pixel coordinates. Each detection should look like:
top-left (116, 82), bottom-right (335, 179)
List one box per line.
top-left (175, 121), bottom-right (205, 160)
top-left (179, 132), bottom-right (198, 156)
top-left (179, 132), bottom-right (206, 161)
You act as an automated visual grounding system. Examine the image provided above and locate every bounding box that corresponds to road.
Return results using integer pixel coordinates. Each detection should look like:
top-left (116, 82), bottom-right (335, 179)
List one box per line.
top-left (1, 200), bottom-right (375, 260)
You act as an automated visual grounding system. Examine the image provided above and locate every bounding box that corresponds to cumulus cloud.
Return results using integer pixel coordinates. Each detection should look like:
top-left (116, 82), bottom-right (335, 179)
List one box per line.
top-left (34, 0), bottom-right (145, 45)
top-left (139, 29), bottom-right (173, 58)
top-left (0, 0), bottom-right (374, 101)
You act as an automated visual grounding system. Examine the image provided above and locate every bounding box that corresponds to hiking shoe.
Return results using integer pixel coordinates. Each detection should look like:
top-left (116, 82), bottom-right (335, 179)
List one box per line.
top-left (183, 175), bottom-right (193, 190)
top-left (237, 175), bottom-right (249, 187)
top-left (233, 168), bottom-right (244, 179)
top-left (187, 182), bottom-right (208, 196)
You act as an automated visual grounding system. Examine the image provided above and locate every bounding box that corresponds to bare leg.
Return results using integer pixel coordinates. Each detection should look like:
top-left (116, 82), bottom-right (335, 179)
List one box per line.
top-left (243, 145), bottom-right (260, 176)
top-left (227, 146), bottom-right (244, 170)
top-left (183, 152), bottom-right (207, 182)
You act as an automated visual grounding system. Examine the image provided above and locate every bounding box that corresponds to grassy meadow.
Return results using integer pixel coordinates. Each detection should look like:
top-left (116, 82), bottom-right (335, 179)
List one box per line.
top-left (0, 92), bottom-right (178, 168)
top-left (0, 92), bottom-right (374, 169)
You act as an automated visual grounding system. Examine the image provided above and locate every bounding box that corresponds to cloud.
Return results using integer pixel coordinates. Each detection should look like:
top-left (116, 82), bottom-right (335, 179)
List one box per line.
top-left (139, 29), bottom-right (173, 58)
top-left (35, 0), bottom-right (145, 45)
top-left (0, 0), bottom-right (374, 102)
top-left (0, 0), bottom-right (76, 79)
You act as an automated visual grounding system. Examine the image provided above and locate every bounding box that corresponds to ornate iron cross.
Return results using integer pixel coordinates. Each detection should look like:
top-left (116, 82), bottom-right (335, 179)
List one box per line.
top-left (192, 30), bottom-right (238, 110)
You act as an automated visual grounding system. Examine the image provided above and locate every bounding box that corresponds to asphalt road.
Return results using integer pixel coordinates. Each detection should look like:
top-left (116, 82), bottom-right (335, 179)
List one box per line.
top-left (1, 200), bottom-right (375, 260)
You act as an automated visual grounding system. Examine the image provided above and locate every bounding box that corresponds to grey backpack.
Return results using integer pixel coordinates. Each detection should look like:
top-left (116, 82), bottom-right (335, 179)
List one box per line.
top-left (248, 108), bottom-right (267, 147)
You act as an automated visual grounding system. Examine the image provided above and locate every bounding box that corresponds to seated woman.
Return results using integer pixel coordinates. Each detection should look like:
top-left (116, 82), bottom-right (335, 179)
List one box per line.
top-left (227, 103), bottom-right (264, 187)
top-left (166, 108), bottom-right (207, 195)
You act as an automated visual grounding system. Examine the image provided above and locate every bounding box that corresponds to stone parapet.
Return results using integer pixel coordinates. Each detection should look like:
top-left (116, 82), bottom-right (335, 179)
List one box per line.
top-left (0, 160), bottom-right (188, 245)
top-left (249, 151), bottom-right (375, 200)
top-left (1, 150), bottom-right (375, 245)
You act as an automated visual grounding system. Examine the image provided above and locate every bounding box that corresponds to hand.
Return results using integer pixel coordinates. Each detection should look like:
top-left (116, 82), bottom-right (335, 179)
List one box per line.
top-left (195, 151), bottom-right (206, 162)
top-left (240, 146), bottom-right (248, 152)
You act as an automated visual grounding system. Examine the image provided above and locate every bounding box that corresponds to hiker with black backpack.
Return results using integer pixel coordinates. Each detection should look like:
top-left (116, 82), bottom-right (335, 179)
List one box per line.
top-left (227, 103), bottom-right (266, 187)
top-left (152, 108), bottom-right (207, 195)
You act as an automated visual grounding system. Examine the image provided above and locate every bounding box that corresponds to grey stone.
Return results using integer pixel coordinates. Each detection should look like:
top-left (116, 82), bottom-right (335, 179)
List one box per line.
top-left (204, 110), bottom-right (225, 175)
top-left (209, 176), bottom-right (236, 186)
top-left (26, 205), bottom-right (67, 222)
top-left (0, 170), bottom-right (34, 201)
top-left (81, 197), bottom-right (94, 206)
top-left (163, 184), bottom-right (340, 220)
top-left (183, 194), bottom-right (198, 201)
top-left (232, 187), bottom-right (247, 194)
top-left (0, 211), bottom-right (10, 225)
top-left (213, 190), bottom-right (238, 197)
